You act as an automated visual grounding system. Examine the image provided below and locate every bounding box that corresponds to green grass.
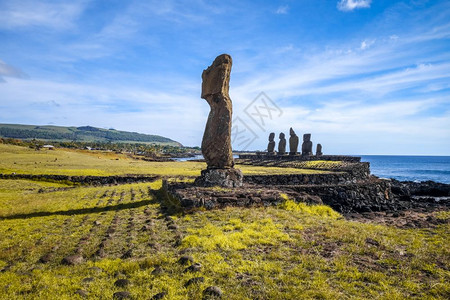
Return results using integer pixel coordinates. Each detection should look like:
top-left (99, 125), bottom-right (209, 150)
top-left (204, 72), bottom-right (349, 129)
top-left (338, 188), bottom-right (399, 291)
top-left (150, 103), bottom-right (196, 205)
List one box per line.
top-left (0, 145), bottom-right (449, 299)
top-left (0, 144), bottom-right (330, 176)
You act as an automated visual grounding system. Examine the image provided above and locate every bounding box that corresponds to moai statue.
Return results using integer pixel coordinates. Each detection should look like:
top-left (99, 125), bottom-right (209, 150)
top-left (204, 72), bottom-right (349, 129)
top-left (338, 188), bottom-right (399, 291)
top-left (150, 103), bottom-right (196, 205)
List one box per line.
top-left (301, 133), bottom-right (313, 156)
top-left (267, 132), bottom-right (276, 154)
top-left (196, 54), bottom-right (243, 187)
top-left (278, 132), bottom-right (286, 155)
top-left (316, 143), bottom-right (323, 156)
top-left (201, 54), bottom-right (234, 169)
top-left (289, 127), bottom-right (299, 155)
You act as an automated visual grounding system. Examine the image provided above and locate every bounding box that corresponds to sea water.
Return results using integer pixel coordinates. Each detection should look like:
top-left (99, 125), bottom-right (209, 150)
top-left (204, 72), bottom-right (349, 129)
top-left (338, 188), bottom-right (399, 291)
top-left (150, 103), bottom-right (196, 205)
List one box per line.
top-left (361, 155), bottom-right (450, 184)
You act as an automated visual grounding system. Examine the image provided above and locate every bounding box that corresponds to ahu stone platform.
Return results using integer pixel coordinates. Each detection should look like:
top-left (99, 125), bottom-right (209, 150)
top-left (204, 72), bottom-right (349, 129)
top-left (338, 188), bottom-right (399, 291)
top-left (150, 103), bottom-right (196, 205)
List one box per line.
top-left (162, 175), bottom-right (397, 213)
top-left (238, 153), bottom-right (362, 162)
top-left (163, 153), bottom-right (448, 214)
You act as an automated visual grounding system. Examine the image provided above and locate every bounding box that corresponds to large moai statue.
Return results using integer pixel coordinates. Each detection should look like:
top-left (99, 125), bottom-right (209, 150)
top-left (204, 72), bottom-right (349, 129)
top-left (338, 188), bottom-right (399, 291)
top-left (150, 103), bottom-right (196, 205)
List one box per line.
top-left (196, 54), bottom-right (243, 187)
top-left (278, 132), bottom-right (286, 155)
top-left (316, 144), bottom-right (323, 156)
top-left (267, 132), bottom-right (275, 154)
top-left (302, 133), bottom-right (313, 156)
top-left (289, 127), bottom-right (299, 155)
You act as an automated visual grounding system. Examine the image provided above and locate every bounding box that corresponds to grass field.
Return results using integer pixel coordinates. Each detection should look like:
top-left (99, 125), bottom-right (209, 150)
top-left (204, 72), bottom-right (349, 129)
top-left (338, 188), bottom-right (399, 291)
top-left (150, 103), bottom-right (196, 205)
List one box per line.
top-left (0, 144), bottom-right (329, 176)
top-left (0, 144), bottom-right (449, 299)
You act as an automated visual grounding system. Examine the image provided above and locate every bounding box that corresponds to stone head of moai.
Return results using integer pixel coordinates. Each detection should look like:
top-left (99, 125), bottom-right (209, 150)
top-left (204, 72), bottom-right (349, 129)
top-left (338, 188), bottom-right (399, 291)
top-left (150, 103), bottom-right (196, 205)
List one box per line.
top-left (303, 133), bottom-right (311, 142)
top-left (279, 132), bottom-right (285, 139)
top-left (268, 132), bottom-right (275, 141)
top-left (201, 54), bottom-right (232, 100)
top-left (290, 127), bottom-right (297, 137)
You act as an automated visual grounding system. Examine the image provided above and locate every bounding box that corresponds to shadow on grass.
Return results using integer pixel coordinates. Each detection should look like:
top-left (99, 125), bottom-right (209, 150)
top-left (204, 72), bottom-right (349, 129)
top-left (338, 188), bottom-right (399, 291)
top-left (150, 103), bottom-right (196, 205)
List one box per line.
top-left (0, 198), bottom-right (159, 220)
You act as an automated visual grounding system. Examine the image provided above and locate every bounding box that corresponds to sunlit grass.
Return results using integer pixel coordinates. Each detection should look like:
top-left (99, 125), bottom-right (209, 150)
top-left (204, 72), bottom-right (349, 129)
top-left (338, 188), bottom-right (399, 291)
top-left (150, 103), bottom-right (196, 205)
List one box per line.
top-left (0, 144), bottom-right (331, 177)
top-left (0, 179), bottom-right (448, 299)
top-left (0, 144), bottom-right (449, 299)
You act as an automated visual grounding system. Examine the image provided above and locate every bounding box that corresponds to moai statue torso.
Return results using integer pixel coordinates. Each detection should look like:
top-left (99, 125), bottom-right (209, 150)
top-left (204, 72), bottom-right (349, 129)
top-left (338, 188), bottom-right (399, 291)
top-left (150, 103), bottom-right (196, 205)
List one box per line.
top-left (302, 133), bottom-right (313, 156)
top-left (289, 127), bottom-right (299, 155)
top-left (278, 132), bottom-right (286, 155)
top-left (316, 143), bottom-right (323, 156)
top-left (267, 132), bottom-right (275, 154)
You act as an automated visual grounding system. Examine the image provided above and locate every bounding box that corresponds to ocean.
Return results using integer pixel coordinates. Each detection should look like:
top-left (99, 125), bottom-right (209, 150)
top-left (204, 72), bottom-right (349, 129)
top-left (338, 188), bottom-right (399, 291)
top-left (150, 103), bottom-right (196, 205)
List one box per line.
top-left (361, 155), bottom-right (450, 184)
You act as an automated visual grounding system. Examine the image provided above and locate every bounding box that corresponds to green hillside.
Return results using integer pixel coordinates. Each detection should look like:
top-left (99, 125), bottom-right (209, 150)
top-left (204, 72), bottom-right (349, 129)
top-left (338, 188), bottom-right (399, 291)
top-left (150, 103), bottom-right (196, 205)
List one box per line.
top-left (0, 123), bottom-right (182, 146)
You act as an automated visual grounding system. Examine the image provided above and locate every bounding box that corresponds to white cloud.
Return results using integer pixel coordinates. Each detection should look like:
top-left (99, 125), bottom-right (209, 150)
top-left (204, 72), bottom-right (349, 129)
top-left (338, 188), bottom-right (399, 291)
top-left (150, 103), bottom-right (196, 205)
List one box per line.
top-left (390, 35), bottom-right (399, 40)
top-left (0, 77), bottom-right (206, 147)
top-left (360, 39), bottom-right (375, 50)
top-left (0, 0), bottom-right (85, 30)
top-left (337, 0), bottom-right (372, 12)
top-left (0, 60), bottom-right (28, 81)
top-left (275, 5), bottom-right (289, 14)
top-left (1, 0), bottom-right (449, 154)
top-left (226, 17), bottom-right (450, 153)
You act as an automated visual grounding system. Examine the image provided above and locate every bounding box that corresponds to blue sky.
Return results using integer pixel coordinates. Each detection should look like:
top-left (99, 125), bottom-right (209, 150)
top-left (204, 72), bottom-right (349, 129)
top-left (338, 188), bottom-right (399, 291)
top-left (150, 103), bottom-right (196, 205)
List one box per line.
top-left (0, 0), bottom-right (449, 155)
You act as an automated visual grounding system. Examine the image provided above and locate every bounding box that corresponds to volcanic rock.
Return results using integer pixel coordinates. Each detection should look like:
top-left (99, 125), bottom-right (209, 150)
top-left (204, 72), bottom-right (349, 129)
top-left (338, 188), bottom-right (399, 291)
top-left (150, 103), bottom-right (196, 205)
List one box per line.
top-left (113, 291), bottom-right (131, 299)
top-left (61, 254), bottom-right (83, 265)
top-left (203, 286), bottom-right (223, 298)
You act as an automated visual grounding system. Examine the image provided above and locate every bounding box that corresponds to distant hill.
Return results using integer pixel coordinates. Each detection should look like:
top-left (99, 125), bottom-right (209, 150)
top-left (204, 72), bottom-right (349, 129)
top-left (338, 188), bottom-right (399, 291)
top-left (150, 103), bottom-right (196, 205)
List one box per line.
top-left (0, 124), bottom-right (182, 146)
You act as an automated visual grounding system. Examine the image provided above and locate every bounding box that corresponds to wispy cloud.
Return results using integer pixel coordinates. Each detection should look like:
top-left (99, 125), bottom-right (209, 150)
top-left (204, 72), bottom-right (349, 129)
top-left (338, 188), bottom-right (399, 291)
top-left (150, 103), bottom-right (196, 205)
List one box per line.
top-left (0, 0), bottom-right (86, 30)
top-left (0, 77), bottom-right (206, 146)
top-left (227, 7), bottom-right (450, 153)
top-left (275, 5), bottom-right (289, 15)
top-left (0, 60), bottom-right (28, 81)
top-left (360, 39), bottom-right (375, 50)
top-left (337, 0), bottom-right (372, 12)
top-left (0, 0), bottom-right (449, 154)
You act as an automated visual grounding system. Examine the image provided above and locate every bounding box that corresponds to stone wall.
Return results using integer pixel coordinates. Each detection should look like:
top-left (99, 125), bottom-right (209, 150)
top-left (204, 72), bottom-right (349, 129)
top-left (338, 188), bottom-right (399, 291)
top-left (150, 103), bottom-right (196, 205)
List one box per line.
top-left (238, 153), bottom-right (361, 162)
top-left (282, 177), bottom-right (395, 213)
top-left (163, 180), bottom-right (284, 210)
top-left (236, 159), bottom-right (370, 180)
top-left (0, 173), bottom-right (159, 186)
top-left (244, 173), bottom-right (353, 185)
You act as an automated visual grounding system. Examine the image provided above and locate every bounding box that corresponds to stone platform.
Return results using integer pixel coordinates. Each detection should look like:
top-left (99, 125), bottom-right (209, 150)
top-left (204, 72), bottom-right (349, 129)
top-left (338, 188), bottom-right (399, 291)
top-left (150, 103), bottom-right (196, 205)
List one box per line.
top-left (278, 177), bottom-right (395, 213)
top-left (236, 158), bottom-right (370, 179)
top-left (238, 153), bottom-right (361, 162)
top-left (162, 175), bottom-right (396, 213)
top-left (163, 152), bottom-right (449, 214)
top-left (163, 180), bottom-right (286, 210)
